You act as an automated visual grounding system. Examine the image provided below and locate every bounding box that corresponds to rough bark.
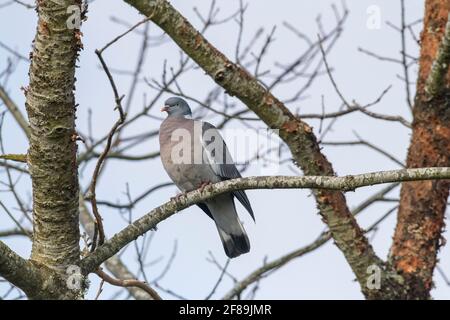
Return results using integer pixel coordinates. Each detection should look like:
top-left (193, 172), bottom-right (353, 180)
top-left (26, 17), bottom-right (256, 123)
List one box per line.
top-left (0, 241), bottom-right (76, 299)
top-left (123, 0), bottom-right (387, 298)
top-left (390, 0), bottom-right (450, 299)
top-left (25, 0), bottom-right (82, 274)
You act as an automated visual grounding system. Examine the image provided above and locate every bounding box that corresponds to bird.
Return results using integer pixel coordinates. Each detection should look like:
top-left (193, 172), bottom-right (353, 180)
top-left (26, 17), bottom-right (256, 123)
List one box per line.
top-left (159, 97), bottom-right (255, 258)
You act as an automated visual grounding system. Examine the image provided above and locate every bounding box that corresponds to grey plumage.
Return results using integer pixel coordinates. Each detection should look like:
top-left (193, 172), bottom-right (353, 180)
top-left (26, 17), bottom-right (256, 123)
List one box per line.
top-left (159, 97), bottom-right (254, 258)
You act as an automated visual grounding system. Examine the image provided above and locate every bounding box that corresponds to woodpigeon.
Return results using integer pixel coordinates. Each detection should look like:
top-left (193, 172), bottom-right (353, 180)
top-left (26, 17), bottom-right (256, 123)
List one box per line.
top-left (159, 97), bottom-right (255, 258)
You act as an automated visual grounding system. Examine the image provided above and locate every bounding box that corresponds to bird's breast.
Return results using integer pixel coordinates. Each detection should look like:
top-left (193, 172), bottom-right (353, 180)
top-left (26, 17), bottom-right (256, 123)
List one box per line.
top-left (159, 117), bottom-right (220, 192)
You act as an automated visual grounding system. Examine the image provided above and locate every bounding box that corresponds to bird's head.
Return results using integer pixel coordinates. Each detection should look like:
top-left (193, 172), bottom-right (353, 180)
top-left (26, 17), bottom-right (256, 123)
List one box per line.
top-left (161, 97), bottom-right (192, 118)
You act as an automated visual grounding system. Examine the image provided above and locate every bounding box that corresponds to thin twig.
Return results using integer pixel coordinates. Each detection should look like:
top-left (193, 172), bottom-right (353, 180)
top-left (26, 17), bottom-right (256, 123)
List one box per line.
top-left (319, 37), bottom-right (411, 128)
top-left (96, 268), bottom-right (161, 300)
top-left (205, 259), bottom-right (230, 300)
top-left (400, 0), bottom-right (413, 110)
top-left (88, 49), bottom-right (127, 251)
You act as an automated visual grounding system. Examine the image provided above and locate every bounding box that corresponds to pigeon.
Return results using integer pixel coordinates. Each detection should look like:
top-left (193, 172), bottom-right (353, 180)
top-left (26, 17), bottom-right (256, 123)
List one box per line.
top-left (159, 97), bottom-right (255, 258)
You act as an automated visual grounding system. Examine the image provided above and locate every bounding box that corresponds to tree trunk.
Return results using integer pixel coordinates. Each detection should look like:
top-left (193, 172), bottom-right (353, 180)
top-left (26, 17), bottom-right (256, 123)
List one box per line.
top-left (390, 0), bottom-right (450, 299)
top-left (26, 0), bottom-right (81, 279)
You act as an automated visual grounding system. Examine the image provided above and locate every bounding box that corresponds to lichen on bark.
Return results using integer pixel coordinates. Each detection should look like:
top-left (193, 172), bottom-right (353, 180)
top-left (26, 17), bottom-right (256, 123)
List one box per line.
top-left (25, 0), bottom-right (82, 272)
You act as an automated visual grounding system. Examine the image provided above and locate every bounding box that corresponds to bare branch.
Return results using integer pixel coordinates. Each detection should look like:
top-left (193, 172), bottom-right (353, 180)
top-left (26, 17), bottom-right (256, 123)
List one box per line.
top-left (322, 138), bottom-right (405, 168)
top-left (98, 18), bottom-right (151, 54)
top-left (81, 167), bottom-right (450, 274)
top-left (320, 38), bottom-right (411, 128)
top-left (0, 86), bottom-right (30, 138)
top-left (400, 0), bottom-right (413, 110)
top-left (0, 241), bottom-right (72, 299)
top-left (0, 228), bottom-right (31, 238)
top-left (0, 41), bottom-right (28, 61)
top-left (223, 233), bottom-right (329, 300)
top-left (95, 268), bottom-right (161, 300)
top-left (87, 48), bottom-right (127, 250)
top-left (0, 154), bottom-right (26, 163)
top-left (205, 259), bottom-right (230, 300)
top-left (223, 203), bottom-right (399, 300)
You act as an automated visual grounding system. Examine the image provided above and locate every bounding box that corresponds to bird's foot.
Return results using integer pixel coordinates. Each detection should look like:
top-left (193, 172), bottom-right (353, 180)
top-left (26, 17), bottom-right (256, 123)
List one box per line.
top-left (171, 192), bottom-right (187, 201)
top-left (198, 181), bottom-right (212, 193)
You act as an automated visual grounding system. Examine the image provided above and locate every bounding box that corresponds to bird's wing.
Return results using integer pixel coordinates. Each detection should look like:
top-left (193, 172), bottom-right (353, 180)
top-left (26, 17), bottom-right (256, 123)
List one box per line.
top-left (200, 121), bottom-right (255, 221)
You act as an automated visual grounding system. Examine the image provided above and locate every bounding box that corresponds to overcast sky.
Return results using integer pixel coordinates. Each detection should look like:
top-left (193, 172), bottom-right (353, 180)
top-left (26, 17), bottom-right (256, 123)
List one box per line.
top-left (1, 0), bottom-right (449, 299)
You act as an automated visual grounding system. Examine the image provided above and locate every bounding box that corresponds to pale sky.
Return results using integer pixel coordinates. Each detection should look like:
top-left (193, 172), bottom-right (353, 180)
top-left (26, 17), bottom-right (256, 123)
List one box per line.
top-left (1, 0), bottom-right (448, 299)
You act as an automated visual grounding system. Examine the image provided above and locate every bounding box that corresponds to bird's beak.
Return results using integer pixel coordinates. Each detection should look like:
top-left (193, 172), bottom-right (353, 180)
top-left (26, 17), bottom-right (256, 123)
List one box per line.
top-left (160, 105), bottom-right (169, 112)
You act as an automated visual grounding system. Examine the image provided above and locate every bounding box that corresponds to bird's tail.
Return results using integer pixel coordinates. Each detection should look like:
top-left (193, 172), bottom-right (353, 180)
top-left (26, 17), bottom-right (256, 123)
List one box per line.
top-left (206, 194), bottom-right (250, 258)
top-left (217, 223), bottom-right (250, 258)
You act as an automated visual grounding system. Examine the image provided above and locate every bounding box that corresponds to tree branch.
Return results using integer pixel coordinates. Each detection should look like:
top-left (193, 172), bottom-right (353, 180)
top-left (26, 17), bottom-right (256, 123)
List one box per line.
top-left (223, 204), bottom-right (398, 300)
top-left (223, 233), bottom-right (329, 300)
top-left (95, 268), bottom-right (161, 300)
top-left (0, 228), bottom-right (31, 238)
top-left (0, 85), bottom-right (30, 138)
top-left (0, 240), bottom-right (72, 299)
top-left (0, 153), bottom-right (27, 163)
top-left (87, 48), bottom-right (126, 251)
top-left (80, 167), bottom-right (450, 275)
